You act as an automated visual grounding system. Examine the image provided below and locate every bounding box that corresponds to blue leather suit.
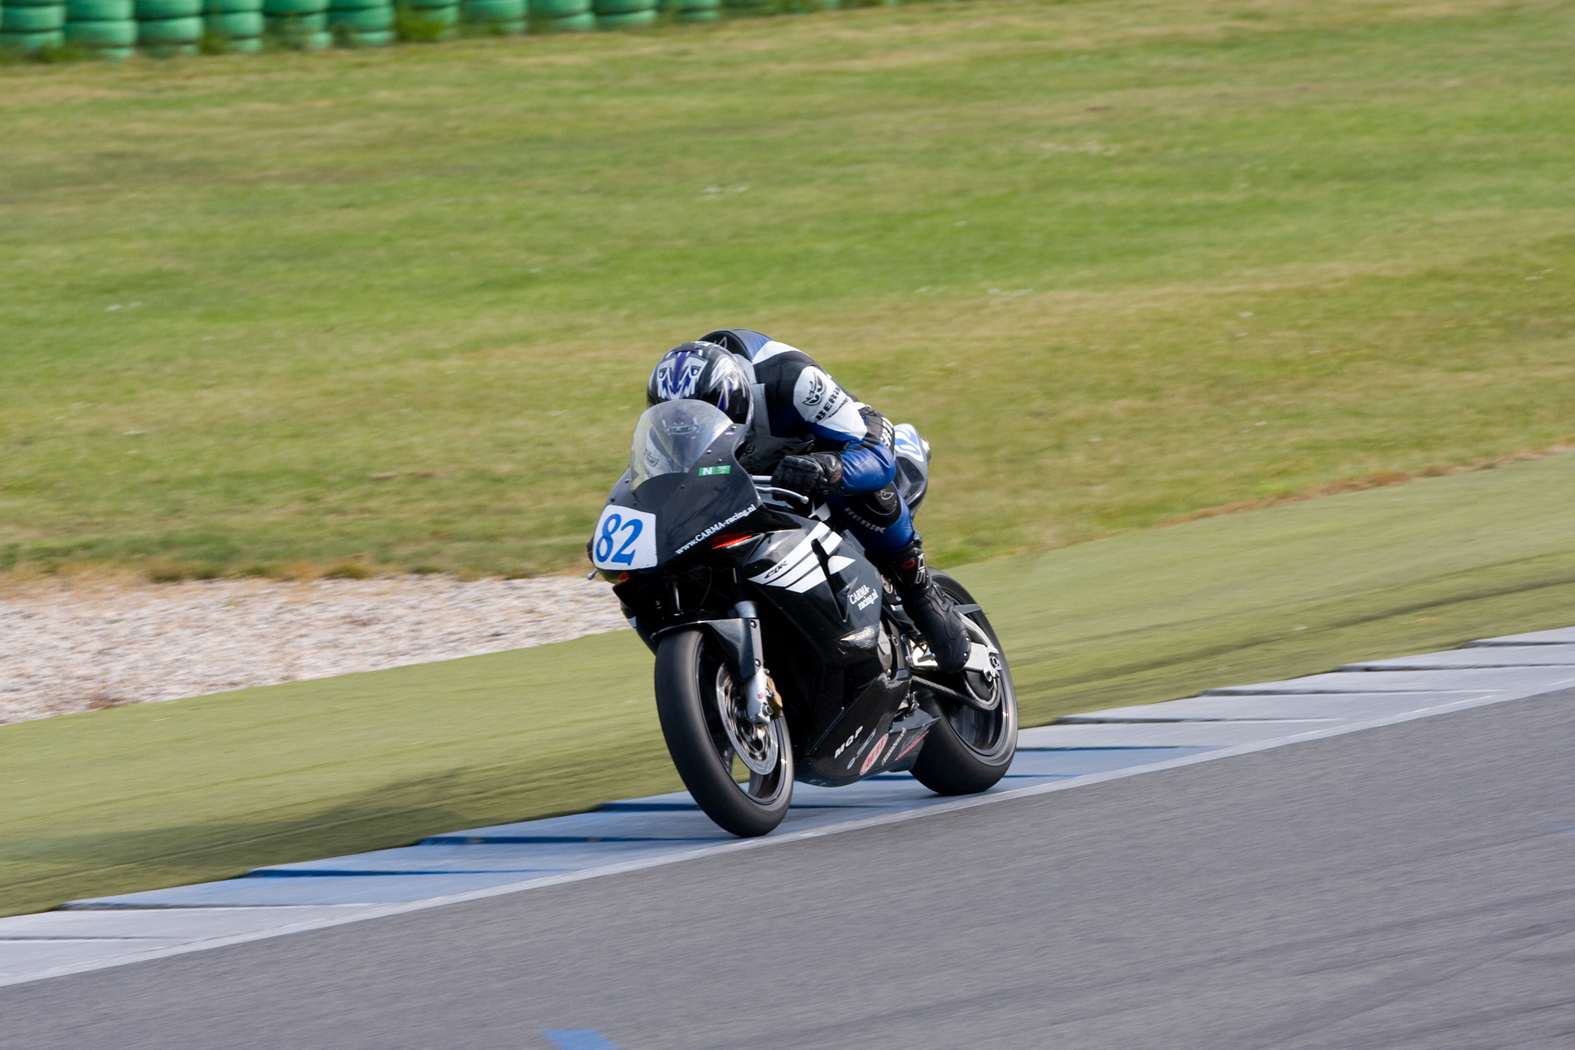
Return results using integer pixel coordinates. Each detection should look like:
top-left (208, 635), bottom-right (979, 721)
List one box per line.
top-left (700, 329), bottom-right (917, 562)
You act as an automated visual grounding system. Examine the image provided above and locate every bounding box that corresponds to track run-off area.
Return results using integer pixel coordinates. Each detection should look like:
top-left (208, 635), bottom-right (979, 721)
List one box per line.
top-left (2, 625), bottom-right (1573, 1047)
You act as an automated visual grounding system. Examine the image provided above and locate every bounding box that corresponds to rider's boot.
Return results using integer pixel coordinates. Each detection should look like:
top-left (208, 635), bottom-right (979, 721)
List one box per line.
top-left (882, 536), bottom-right (970, 673)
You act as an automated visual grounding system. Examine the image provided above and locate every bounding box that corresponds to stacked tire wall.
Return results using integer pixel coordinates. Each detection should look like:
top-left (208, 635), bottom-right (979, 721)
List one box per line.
top-left (136, 0), bottom-right (201, 55)
top-left (66, 0), bottom-right (135, 57)
top-left (6, 0), bottom-right (927, 54)
top-left (264, 0), bottom-right (329, 47)
top-left (205, 0), bottom-right (262, 51)
top-left (458, 0), bottom-right (519, 33)
top-left (671, 0), bottom-right (717, 24)
top-left (328, 0), bottom-right (391, 46)
top-left (2, 0), bottom-right (65, 53)
top-left (533, 0), bottom-right (590, 33)
top-left (592, 0), bottom-right (651, 31)
top-left (399, 0), bottom-right (458, 40)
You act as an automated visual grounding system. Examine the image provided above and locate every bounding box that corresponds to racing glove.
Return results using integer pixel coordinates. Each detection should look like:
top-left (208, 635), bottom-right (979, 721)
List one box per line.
top-left (773, 453), bottom-right (843, 498)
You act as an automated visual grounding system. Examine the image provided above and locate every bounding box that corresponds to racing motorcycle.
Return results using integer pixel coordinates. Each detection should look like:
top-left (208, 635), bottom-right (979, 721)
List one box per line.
top-left (590, 398), bottom-right (1017, 836)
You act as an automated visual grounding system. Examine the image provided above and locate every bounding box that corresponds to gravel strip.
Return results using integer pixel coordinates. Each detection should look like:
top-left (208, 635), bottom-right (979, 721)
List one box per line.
top-left (0, 575), bottom-right (629, 725)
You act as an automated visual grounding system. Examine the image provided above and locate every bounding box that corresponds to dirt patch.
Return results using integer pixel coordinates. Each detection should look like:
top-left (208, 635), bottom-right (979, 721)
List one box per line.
top-left (0, 574), bottom-right (628, 724)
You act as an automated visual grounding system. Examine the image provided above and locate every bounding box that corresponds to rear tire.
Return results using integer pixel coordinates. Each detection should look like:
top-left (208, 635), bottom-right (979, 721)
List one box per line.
top-left (654, 628), bottom-right (793, 837)
top-left (911, 572), bottom-right (1017, 795)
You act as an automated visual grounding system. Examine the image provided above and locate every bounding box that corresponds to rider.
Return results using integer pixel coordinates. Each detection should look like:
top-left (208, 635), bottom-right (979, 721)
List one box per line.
top-left (644, 330), bottom-right (971, 673)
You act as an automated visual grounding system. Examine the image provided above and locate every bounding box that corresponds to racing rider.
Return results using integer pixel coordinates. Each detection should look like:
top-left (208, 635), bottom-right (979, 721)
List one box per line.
top-left (644, 330), bottom-right (970, 673)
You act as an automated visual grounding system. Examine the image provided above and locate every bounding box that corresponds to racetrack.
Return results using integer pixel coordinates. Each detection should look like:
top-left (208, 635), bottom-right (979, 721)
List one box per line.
top-left (4, 686), bottom-right (1570, 1049)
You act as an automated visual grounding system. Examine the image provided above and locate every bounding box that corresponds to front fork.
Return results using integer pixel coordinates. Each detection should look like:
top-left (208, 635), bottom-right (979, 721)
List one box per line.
top-left (733, 601), bottom-right (777, 726)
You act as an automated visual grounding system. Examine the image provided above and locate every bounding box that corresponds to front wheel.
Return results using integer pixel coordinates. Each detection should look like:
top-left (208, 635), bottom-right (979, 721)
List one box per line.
top-left (653, 628), bottom-right (793, 837)
top-left (910, 571), bottom-right (1018, 795)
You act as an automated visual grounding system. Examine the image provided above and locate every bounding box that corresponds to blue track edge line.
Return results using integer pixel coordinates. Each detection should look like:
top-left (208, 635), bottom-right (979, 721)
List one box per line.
top-left (7, 684), bottom-right (1565, 990)
top-left (543, 1030), bottom-right (622, 1050)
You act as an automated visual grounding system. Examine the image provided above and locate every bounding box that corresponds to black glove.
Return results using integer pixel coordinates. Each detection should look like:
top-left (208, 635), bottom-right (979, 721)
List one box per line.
top-left (773, 453), bottom-right (843, 498)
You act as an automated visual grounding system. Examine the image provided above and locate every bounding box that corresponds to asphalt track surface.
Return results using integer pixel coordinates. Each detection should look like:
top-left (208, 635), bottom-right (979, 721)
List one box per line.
top-left (4, 688), bottom-right (1572, 1050)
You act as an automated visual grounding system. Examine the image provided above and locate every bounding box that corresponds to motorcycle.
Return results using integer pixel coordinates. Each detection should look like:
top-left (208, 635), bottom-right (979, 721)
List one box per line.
top-left (589, 398), bottom-right (1017, 836)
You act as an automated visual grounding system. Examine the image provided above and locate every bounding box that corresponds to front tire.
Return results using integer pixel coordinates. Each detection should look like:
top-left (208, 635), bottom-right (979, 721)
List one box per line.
top-left (911, 572), bottom-right (1018, 795)
top-left (653, 628), bottom-right (793, 837)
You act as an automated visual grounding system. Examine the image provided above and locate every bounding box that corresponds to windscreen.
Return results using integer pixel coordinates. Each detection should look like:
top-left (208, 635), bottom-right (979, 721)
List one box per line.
top-left (629, 399), bottom-right (737, 489)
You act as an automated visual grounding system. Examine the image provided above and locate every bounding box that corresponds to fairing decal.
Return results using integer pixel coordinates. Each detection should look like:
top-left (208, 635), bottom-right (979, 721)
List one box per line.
top-left (748, 523), bottom-right (831, 588)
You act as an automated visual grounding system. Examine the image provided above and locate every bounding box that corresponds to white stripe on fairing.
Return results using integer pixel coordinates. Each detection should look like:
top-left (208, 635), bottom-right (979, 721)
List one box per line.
top-left (771, 531), bottom-right (850, 591)
top-left (773, 555), bottom-right (825, 590)
top-left (787, 568), bottom-right (829, 594)
top-left (747, 523), bottom-right (829, 586)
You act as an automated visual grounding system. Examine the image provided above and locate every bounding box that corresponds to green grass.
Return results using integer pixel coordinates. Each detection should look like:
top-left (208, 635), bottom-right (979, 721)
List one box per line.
top-left (6, 450), bottom-right (1575, 917)
top-left (2, 0), bottom-right (1573, 578)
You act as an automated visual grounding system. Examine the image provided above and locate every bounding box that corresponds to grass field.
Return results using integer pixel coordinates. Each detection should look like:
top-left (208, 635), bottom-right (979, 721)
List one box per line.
top-left (6, 449), bottom-right (1575, 917)
top-left (3, 0), bottom-right (1573, 577)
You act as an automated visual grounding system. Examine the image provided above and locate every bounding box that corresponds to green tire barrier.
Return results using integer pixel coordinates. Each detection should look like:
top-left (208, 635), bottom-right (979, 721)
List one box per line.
top-left (530, 0), bottom-right (586, 16)
top-left (594, 6), bottom-right (648, 25)
top-left (262, 0), bottom-right (322, 13)
top-left (135, 0), bottom-right (199, 15)
top-left (93, 41), bottom-right (131, 53)
top-left (544, 9), bottom-right (589, 29)
top-left (67, 0), bottom-right (131, 16)
top-left (65, 16), bottom-right (135, 41)
top-left (2, 5), bottom-right (65, 30)
top-left (141, 39), bottom-right (196, 51)
top-left (205, 0), bottom-right (258, 11)
top-left (404, 2), bottom-right (455, 22)
top-left (344, 23), bottom-right (388, 40)
top-left (135, 12), bottom-right (196, 38)
top-left (593, 0), bottom-right (649, 14)
top-left (137, 12), bottom-right (198, 38)
top-left (327, 4), bottom-right (387, 29)
top-left (0, 27), bottom-right (65, 47)
top-left (205, 8), bottom-right (259, 32)
top-left (267, 10), bottom-right (326, 30)
top-left (460, 0), bottom-right (518, 21)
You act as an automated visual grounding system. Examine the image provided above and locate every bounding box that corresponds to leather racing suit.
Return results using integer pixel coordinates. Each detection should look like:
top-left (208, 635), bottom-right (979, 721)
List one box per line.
top-left (699, 328), bottom-right (970, 672)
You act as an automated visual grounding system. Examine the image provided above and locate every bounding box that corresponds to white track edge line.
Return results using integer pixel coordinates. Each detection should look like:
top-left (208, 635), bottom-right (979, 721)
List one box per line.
top-left (4, 677), bottom-right (1572, 990)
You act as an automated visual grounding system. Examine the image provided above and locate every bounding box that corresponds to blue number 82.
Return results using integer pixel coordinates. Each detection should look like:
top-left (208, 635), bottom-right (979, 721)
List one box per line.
top-left (595, 514), bottom-right (643, 566)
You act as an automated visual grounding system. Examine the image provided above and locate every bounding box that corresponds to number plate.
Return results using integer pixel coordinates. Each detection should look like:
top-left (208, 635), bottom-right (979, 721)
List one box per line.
top-left (591, 506), bottom-right (658, 570)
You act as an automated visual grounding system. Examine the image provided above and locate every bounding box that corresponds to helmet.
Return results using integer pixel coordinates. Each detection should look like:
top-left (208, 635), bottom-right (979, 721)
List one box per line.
top-left (646, 341), bottom-right (753, 426)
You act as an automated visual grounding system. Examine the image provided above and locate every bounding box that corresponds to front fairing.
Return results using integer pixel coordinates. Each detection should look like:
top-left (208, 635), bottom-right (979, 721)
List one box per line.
top-left (590, 401), bottom-right (759, 573)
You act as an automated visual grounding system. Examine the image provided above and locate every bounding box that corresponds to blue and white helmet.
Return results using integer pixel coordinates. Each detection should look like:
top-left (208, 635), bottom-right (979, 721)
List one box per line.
top-left (646, 341), bottom-right (753, 426)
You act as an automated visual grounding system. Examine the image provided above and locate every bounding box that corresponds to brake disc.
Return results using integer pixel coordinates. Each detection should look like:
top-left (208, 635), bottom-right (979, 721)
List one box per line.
top-left (716, 664), bottom-right (779, 776)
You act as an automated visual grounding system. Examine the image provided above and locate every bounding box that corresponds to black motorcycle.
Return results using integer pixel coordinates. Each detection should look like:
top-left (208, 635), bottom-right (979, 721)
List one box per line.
top-left (590, 398), bottom-right (1017, 836)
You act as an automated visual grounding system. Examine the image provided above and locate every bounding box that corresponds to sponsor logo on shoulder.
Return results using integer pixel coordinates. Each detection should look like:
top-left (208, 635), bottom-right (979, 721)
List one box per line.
top-left (811, 389), bottom-right (847, 424)
top-left (801, 371), bottom-right (826, 406)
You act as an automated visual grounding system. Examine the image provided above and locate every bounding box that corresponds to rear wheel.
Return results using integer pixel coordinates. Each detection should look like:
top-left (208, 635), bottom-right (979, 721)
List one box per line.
top-left (654, 628), bottom-right (793, 837)
top-left (910, 572), bottom-right (1017, 795)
